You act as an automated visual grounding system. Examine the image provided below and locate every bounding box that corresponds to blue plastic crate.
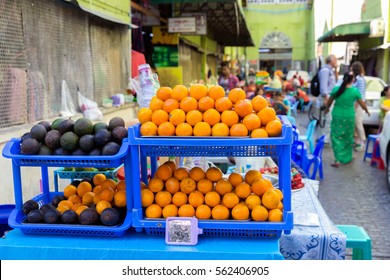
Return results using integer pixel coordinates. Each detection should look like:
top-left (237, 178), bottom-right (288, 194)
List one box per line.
top-left (8, 192), bottom-right (131, 237)
top-left (128, 115), bottom-right (294, 238)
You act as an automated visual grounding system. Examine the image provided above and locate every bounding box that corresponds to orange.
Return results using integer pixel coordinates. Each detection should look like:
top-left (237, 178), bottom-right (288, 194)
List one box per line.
top-left (169, 108), bottom-right (186, 126)
top-left (265, 119), bottom-right (283, 137)
top-left (197, 178), bottom-right (213, 194)
top-left (251, 95), bottom-right (268, 112)
top-left (222, 192), bottom-right (239, 208)
top-left (145, 204), bottom-right (162, 218)
top-left (220, 110), bottom-right (239, 127)
top-left (68, 194), bottom-right (82, 205)
top-left (180, 177), bottom-right (197, 194)
top-left (205, 167), bottom-right (223, 182)
top-left (234, 99), bottom-right (253, 118)
top-left (77, 181), bottom-right (92, 197)
top-left (99, 187), bottom-right (115, 202)
top-left (93, 174), bottom-right (106, 186)
top-left (71, 203), bottom-right (82, 212)
top-left (157, 87), bottom-right (172, 101)
top-left (251, 178), bottom-right (272, 196)
top-left (211, 205), bottom-right (230, 220)
top-left (193, 122), bottom-right (211, 136)
top-left (228, 88), bottom-right (246, 104)
top-left (211, 123), bottom-right (229, 136)
top-left (251, 128), bottom-right (269, 138)
top-left (178, 204), bottom-right (195, 217)
top-left (172, 191), bottom-right (188, 207)
top-left (163, 98), bottom-right (179, 113)
top-left (188, 190), bottom-right (205, 208)
top-left (140, 121), bottom-right (158, 136)
top-left (63, 184), bottom-right (77, 198)
top-left (245, 194), bottom-right (261, 210)
top-left (141, 189), bottom-right (155, 207)
top-left (245, 170), bottom-right (262, 185)
top-left (114, 190), bottom-right (127, 207)
top-left (228, 172), bottom-right (243, 187)
top-left (231, 203), bottom-right (250, 220)
top-left (274, 188), bottom-right (283, 200)
top-left (155, 191), bottom-right (172, 207)
top-left (180, 96), bottom-right (198, 113)
top-left (198, 96), bottom-right (215, 112)
top-left (243, 113), bottom-right (261, 131)
top-left (175, 123), bottom-right (193, 136)
top-left (117, 181), bottom-right (126, 192)
top-left (189, 166), bottom-right (206, 182)
top-left (165, 177), bottom-right (180, 194)
top-left (158, 122), bottom-right (175, 136)
top-left (189, 84), bottom-right (208, 101)
top-left (155, 164), bottom-right (173, 181)
top-left (268, 208), bottom-right (283, 222)
top-left (174, 167), bottom-right (189, 180)
top-left (93, 194), bottom-right (100, 205)
top-left (185, 110), bottom-right (203, 126)
top-left (149, 97), bottom-right (164, 112)
top-left (75, 205), bottom-right (88, 216)
top-left (57, 204), bottom-right (70, 213)
top-left (215, 97), bottom-right (233, 113)
top-left (258, 107), bottom-right (276, 126)
top-left (215, 178), bottom-right (233, 195)
top-left (171, 85), bottom-right (189, 102)
top-left (234, 182), bottom-right (251, 199)
top-left (148, 178), bottom-right (164, 193)
top-left (196, 204), bottom-right (211, 219)
top-left (261, 189), bottom-right (281, 210)
top-left (251, 205), bottom-right (269, 221)
top-left (138, 107), bottom-right (153, 124)
top-left (162, 204), bottom-right (178, 218)
top-left (208, 85), bottom-right (225, 101)
top-left (230, 123), bottom-right (248, 137)
top-left (277, 201), bottom-right (284, 211)
top-left (93, 185), bottom-right (103, 195)
top-left (204, 191), bottom-right (221, 207)
top-left (203, 108), bottom-right (220, 126)
top-left (100, 179), bottom-right (117, 190)
top-left (163, 160), bottom-right (177, 172)
top-left (58, 200), bottom-right (73, 210)
top-left (82, 191), bottom-right (95, 206)
top-left (151, 109), bottom-right (169, 126)
top-left (264, 178), bottom-right (274, 189)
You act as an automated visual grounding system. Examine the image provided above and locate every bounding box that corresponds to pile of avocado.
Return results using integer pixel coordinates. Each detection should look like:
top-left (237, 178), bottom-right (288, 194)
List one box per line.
top-left (20, 117), bottom-right (128, 156)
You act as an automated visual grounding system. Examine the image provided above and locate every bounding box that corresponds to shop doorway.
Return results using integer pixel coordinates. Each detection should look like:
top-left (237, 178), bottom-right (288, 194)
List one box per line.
top-left (259, 32), bottom-right (292, 74)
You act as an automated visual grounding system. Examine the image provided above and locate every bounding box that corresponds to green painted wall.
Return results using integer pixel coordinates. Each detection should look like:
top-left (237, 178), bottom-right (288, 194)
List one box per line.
top-left (181, 35), bottom-right (218, 53)
top-left (361, 0), bottom-right (382, 20)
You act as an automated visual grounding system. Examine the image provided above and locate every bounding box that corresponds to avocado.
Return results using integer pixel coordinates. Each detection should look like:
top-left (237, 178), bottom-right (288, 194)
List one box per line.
top-left (102, 142), bottom-right (120, 155)
top-left (100, 208), bottom-right (120, 226)
top-left (93, 122), bottom-right (108, 134)
top-left (51, 118), bottom-right (65, 130)
top-left (79, 134), bottom-right (95, 152)
top-left (79, 208), bottom-right (99, 225)
top-left (40, 203), bottom-right (56, 214)
top-left (20, 138), bottom-right (40, 155)
top-left (53, 147), bottom-right (72, 155)
top-left (60, 131), bottom-right (79, 151)
top-left (111, 126), bottom-right (128, 144)
top-left (38, 145), bottom-right (53, 155)
top-left (30, 124), bottom-right (47, 142)
top-left (61, 210), bottom-right (79, 224)
top-left (27, 209), bottom-right (44, 223)
top-left (58, 118), bottom-right (74, 134)
top-left (51, 195), bottom-right (66, 207)
top-left (108, 117), bottom-right (125, 131)
top-left (72, 148), bottom-right (87, 156)
top-left (44, 130), bottom-right (61, 150)
top-left (74, 118), bottom-right (93, 137)
top-left (89, 148), bottom-right (101, 156)
top-left (21, 132), bottom-right (32, 142)
top-left (38, 120), bottom-right (51, 132)
top-left (43, 209), bottom-right (61, 224)
top-left (94, 129), bottom-right (112, 148)
top-left (22, 200), bottom-right (39, 215)
top-left (70, 180), bottom-right (82, 187)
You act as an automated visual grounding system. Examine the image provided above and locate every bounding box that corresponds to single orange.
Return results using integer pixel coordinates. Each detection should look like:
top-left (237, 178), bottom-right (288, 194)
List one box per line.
top-left (234, 99), bottom-right (253, 118)
top-left (204, 191), bottom-right (221, 207)
top-left (93, 174), bottom-right (106, 186)
top-left (63, 184), bottom-right (77, 198)
top-left (215, 178), bottom-right (233, 195)
top-left (71, 203), bottom-right (82, 212)
top-left (57, 204), bottom-right (70, 213)
top-left (251, 178), bottom-right (272, 196)
top-left (158, 122), bottom-right (175, 136)
top-left (277, 201), bottom-right (284, 211)
top-left (205, 167), bottom-right (223, 182)
top-left (165, 177), bottom-right (180, 194)
top-left (251, 205), bottom-right (269, 221)
top-left (163, 98), bottom-right (180, 113)
top-left (189, 84), bottom-right (208, 101)
top-left (234, 182), bottom-right (251, 199)
top-left (58, 200), bottom-right (73, 210)
top-left (82, 191), bottom-right (95, 206)
top-left (68, 194), bottom-right (82, 205)
top-left (188, 190), bottom-right (205, 208)
top-left (180, 177), bottom-right (197, 194)
top-left (162, 204), bottom-right (178, 218)
top-left (245, 170), bottom-right (262, 185)
top-left (231, 203), bottom-right (250, 220)
top-left (172, 191), bottom-right (188, 207)
top-left (156, 87), bottom-right (172, 101)
top-left (245, 194), bottom-right (261, 210)
top-left (251, 128), bottom-right (269, 138)
top-left (229, 123), bottom-right (249, 137)
top-left (93, 185), bottom-right (103, 195)
top-left (220, 110), bottom-right (239, 127)
top-left (169, 108), bottom-right (186, 126)
top-left (98, 187), bottom-right (115, 202)
top-left (222, 192), bottom-right (240, 209)
top-left (261, 189), bottom-right (281, 210)
top-left (196, 204), bottom-right (211, 219)
top-left (193, 122), bottom-right (211, 136)
top-left (100, 179), bottom-right (117, 190)
top-left (174, 167), bottom-right (190, 181)
top-left (211, 123), bottom-right (230, 136)
top-left (198, 96), bottom-right (215, 112)
top-left (228, 88), bottom-right (246, 104)
top-left (208, 85), bottom-right (225, 101)
top-left (258, 107), bottom-right (276, 126)
top-left (274, 188), bottom-right (283, 200)
top-left (203, 108), bottom-right (221, 126)
top-left (211, 205), bottom-right (230, 220)
top-left (178, 204), bottom-right (195, 217)
top-left (171, 85), bottom-right (189, 102)
top-left (93, 194), bottom-right (100, 205)
top-left (75, 205), bottom-right (89, 216)
top-left (149, 97), bottom-right (164, 112)
top-left (151, 109), bottom-right (169, 126)
top-left (145, 204), bottom-right (162, 218)
top-left (180, 96), bottom-right (198, 113)
top-left (140, 121), bottom-right (158, 136)
top-left (77, 181), bottom-right (92, 197)
top-left (185, 110), bottom-right (203, 126)
top-left (163, 160), bottom-right (177, 172)
top-left (215, 97), bottom-right (233, 113)
top-left (114, 190), bottom-right (127, 207)
top-left (268, 208), bottom-right (283, 222)
top-left (138, 107), bottom-right (153, 124)
top-left (242, 113), bottom-right (261, 131)
top-left (228, 172), bottom-right (243, 187)
top-left (155, 191), bottom-right (172, 207)
top-left (175, 123), bottom-right (193, 136)
top-left (265, 119), bottom-right (283, 137)
top-left (197, 178), bottom-right (213, 194)
top-left (117, 181), bottom-right (126, 192)
top-left (251, 95), bottom-right (268, 112)
top-left (147, 178), bottom-right (164, 193)
top-left (189, 166), bottom-right (206, 182)
top-left (155, 164), bottom-right (173, 181)
top-left (141, 188), bottom-right (155, 207)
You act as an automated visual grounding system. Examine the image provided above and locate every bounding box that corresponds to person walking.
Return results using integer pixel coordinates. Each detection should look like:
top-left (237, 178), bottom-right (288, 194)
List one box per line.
top-left (351, 61), bottom-right (367, 151)
top-left (218, 61), bottom-right (239, 95)
top-left (319, 54), bottom-right (338, 143)
top-left (325, 73), bottom-right (370, 167)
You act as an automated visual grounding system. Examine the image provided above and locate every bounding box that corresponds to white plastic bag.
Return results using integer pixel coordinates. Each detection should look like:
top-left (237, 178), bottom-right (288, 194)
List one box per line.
top-left (129, 64), bottom-right (160, 108)
top-left (77, 90), bottom-right (103, 121)
top-left (60, 80), bottom-right (77, 117)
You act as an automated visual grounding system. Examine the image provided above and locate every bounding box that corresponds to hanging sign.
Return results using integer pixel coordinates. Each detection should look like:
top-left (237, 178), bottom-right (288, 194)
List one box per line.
top-left (168, 17), bottom-right (196, 33)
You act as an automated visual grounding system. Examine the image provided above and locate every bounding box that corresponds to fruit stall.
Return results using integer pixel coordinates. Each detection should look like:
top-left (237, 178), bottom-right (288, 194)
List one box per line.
top-left (0, 85), bottom-right (346, 260)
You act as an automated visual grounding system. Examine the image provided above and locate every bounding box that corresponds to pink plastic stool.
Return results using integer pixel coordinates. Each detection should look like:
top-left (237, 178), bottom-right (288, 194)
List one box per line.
top-left (371, 139), bottom-right (385, 170)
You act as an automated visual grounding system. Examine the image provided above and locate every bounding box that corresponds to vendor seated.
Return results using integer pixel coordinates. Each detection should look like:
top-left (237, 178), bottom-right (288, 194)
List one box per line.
top-left (273, 91), bottom-right (291, 116)
top-left (295, 87), bottom-right (310, 111)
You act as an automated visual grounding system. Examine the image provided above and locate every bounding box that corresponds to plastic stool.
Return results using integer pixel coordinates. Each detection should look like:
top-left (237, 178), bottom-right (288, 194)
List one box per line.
top-left (363, 134), bottom-right (379, 162)
top-left (336, 225), bottom-right (372, 260)
top-left (371, 139), bottom-right (385, 170)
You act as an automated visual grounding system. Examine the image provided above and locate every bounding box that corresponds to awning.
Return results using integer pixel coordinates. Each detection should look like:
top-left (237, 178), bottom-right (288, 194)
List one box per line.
top-left (151, 0), bottom-right (254, 47)
top-left (76, 0), bottom-right (130, 25)
top-left (318, 21), bottom-right (371, 43)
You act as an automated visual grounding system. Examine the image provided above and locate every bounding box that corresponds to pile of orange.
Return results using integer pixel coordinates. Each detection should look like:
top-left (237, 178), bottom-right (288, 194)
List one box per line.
top-left (138, 84), bottom-right (283, 138)
top-left (61, 173), bottom-right (127, 216)
top-left (141, 160), bottom-right (283, 222)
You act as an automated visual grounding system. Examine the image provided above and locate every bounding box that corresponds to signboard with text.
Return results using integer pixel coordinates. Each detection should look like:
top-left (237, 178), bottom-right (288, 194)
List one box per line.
top-left (168, 17), bottom-right (196, 33)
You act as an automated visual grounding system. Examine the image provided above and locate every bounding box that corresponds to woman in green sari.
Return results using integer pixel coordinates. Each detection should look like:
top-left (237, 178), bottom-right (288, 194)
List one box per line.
top-left (325, 73), bottom-right (370, 167)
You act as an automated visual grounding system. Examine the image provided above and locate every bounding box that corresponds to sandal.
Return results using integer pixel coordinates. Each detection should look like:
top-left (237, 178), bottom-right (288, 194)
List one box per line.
top-left (331, 162), bottom-right (340, 168)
